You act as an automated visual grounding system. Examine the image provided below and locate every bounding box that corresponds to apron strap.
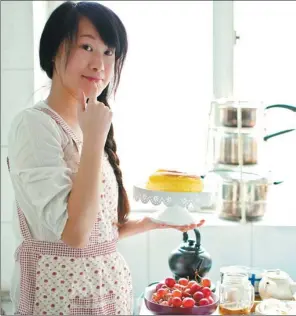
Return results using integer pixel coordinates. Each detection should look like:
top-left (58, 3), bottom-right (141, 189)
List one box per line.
top-left (35, 107), bottom-right (82, 149)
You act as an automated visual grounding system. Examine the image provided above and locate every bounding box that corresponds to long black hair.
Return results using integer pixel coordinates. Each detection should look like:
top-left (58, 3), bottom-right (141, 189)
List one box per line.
top-left (39, 1), bottom-right (130, 224)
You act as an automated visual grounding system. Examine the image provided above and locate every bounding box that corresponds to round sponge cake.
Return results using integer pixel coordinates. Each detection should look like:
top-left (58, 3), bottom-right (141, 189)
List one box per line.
top-left (146, 169), bottom-right (203, 192)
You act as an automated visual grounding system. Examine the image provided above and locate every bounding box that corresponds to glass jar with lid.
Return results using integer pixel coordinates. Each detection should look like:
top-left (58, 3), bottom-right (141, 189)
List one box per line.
top-left (219, 271), bottom-right (255, 315)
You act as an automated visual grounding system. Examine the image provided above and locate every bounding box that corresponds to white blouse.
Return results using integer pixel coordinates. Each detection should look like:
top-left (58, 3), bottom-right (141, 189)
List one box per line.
top-left (7, 101), bottom-right (79, 310)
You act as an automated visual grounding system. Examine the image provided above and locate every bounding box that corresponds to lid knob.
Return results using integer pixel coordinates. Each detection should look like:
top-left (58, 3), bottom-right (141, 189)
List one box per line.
top-left (188, 239), bottom-right (195, 246)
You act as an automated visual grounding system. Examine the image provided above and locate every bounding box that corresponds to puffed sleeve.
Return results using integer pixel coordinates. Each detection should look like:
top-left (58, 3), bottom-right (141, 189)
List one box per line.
top-left (7, 109), bottom-right (73, 240)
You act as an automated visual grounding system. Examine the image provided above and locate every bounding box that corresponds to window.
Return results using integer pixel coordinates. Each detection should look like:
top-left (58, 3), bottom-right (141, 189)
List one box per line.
top-left (234, 1), bottom-right (296, 103)
top-left (233, 1), bottom-right (296, 215)
top-left (100, 1), bottom-right (213, 198)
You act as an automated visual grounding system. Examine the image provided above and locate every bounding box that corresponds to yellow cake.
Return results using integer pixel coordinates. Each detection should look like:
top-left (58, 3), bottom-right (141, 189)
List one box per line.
top-left (146, 169), bottom-right (203, 192)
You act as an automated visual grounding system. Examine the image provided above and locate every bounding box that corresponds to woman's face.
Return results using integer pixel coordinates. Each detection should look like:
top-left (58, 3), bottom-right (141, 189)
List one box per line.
top-left (54, 17), bottom-right (115, 99)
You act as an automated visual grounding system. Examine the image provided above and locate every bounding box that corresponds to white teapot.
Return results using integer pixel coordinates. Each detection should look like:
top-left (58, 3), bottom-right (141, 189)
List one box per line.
top-left (259, 269), bottom-right (296, 301)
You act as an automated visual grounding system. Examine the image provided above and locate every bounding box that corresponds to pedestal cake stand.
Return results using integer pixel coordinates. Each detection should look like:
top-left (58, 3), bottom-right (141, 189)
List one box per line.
top-left (133, 185), bottom-right (210, 226)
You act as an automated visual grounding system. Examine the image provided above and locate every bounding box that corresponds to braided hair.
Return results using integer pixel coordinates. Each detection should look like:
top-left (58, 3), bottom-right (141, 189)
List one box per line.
top-left (98, 89), bottom-right (130, 225)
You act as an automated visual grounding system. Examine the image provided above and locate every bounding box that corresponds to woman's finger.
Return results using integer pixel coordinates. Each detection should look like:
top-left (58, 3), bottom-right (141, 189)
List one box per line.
top-left (88, 82), bottom-right (99, 104)
top-left (77, 89), bottom-right (86, 113)
top-left (197, 219), bottom-right (206, 227)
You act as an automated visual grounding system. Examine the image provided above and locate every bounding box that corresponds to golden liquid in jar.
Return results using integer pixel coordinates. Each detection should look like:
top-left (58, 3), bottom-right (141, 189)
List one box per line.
top-left (219, 305), bottom-right (251, 315)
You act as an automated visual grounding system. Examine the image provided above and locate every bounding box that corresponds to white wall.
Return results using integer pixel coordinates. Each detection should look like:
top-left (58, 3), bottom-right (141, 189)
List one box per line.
top-left (1, 1), bottom-right (296, 313)
top-left (32, 1), bottom-right (51, 104)
top-left (1, 0), bottom-right (34, 294)
top-left (1, 0), bottom-right (50, 295)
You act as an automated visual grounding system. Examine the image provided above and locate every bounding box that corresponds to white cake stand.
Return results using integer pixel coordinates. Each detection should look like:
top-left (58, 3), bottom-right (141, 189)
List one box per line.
top-left (133, 185), bottom-right (210, 226)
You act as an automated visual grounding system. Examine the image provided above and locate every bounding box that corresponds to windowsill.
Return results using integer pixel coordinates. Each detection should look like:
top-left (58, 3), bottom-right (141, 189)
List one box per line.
top-left (129, 209), bottom-right (296, 227)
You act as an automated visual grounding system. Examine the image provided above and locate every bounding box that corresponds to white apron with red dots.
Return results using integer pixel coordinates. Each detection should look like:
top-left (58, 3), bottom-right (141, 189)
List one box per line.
top-left (8, 107), bottom-right (133, 315)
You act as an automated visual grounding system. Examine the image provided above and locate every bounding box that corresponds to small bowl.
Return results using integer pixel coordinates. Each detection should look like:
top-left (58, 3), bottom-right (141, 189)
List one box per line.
top-left (144, 284), bottom-right (219, 315)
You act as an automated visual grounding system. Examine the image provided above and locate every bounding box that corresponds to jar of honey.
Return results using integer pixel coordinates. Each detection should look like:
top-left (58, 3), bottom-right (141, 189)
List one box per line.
top-left (219, 271), bottom-right (255, 315)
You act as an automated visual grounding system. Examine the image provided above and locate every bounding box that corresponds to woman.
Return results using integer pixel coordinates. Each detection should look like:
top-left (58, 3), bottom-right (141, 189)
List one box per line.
top-left (7, 2), bottom-right (204, 315)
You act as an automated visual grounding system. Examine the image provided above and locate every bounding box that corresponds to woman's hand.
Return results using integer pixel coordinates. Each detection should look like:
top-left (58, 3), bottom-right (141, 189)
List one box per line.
top-left (77, 83), bottom-right (112, 144)
top-left (143, 216), bottom-right (205, 232)
top-left (114, 217), bottom-right (206, 240)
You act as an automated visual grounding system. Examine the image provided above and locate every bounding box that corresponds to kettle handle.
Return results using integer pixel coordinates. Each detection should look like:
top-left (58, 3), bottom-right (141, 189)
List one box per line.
top-left (264, 128), bottom-right (295, 141)
top-left (265, 104), bottom-right (296, 112)
top-left (183, 228), bottom-right (201, 247)
top-left (264, 103), bottom-right (296, 141)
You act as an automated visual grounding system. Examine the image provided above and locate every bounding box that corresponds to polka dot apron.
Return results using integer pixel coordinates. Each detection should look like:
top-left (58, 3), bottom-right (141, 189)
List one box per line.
top-left (7, 107), bottom-right (133, 315)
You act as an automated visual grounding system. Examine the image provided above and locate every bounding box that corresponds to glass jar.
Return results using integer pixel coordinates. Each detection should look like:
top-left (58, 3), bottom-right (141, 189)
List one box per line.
top-left (219, 271), bottom-right (254, 315)
top-left (216, 131), bottom-right (258, 165)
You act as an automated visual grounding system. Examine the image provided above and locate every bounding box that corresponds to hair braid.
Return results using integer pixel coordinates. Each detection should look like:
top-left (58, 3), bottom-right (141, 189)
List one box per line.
top-left (98, 88), bottom-right (130, 225)
top-left (105, 124), bottom-right (130, 224)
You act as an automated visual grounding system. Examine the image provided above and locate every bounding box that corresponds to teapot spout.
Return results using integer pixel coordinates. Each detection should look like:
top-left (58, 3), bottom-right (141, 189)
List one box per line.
top-left (259, 278), bottom-right (278, 300)
top-left (290, 281), bottom-right (296, 300)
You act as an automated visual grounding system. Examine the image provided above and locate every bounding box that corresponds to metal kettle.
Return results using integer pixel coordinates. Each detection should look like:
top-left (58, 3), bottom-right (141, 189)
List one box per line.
top-left (168, 229), bottom-right (212, 282)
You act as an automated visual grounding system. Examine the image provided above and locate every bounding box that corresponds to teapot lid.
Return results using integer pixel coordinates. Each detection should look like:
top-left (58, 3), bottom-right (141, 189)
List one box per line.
top-left (181, 239), bottom-right (197, 252)
top-left (183, 229), bottom-right (201, 249)
top-left (265, 269), bottom-right (289, 280)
